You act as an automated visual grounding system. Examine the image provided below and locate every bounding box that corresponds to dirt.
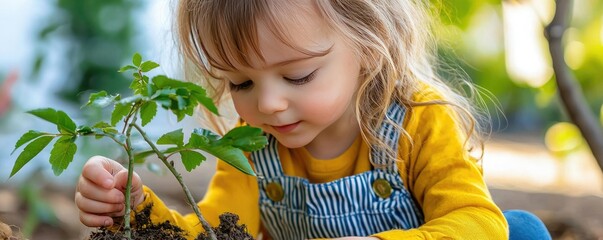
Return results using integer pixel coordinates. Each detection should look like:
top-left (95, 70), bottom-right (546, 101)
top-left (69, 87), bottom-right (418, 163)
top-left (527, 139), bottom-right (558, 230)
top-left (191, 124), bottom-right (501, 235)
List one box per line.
top-left (87, 204), bottom-right (253, 240)
top-left (196, 213), bottom-right (254, 240)
top-left (89, 204), bottom-right (187, 240)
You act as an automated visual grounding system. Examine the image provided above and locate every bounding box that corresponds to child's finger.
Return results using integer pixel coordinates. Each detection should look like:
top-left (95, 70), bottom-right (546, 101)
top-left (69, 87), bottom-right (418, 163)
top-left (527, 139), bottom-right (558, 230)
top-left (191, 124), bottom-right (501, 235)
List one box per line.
top-left (76, 177), bottom-right (125, 204)
top-left (82, 156), bottom-right (125, 189)
top-left (75, 193), bottom-right (124, 214)
top-left (79, 211), bottom-right (114, 227)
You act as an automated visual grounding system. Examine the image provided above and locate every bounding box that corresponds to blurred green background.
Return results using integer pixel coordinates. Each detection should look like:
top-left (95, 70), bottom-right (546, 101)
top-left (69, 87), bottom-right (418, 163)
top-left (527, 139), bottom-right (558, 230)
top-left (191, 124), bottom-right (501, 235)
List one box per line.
top-left (0, 0), bottom-right (602, 239)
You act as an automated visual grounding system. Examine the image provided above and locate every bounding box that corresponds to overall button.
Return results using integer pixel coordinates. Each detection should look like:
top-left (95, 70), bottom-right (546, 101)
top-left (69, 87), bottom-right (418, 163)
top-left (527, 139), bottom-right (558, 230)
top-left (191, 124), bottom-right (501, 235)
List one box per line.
top-left (265, 182), bottom-right (284, 202)
top-left (372, 179), bottom-right (392, 198)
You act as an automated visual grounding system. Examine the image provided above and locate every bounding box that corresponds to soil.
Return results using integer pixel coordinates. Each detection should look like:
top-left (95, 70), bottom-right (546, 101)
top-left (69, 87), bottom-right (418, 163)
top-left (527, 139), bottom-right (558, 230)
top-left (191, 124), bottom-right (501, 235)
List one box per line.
top-left (196, 213), bottom-right (254, 240)
top-left (87, 205), bottom-right (253, 240)
top-left (89, 204), bottom-right (187, 240)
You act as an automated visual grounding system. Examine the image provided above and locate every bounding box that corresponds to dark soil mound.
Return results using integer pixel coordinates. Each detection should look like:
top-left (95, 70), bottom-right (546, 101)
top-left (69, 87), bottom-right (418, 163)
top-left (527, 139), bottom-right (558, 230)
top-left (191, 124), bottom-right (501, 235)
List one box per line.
top-left (196, 213), bottom-right (254, 240)
top-left (88, 205), bottom-right (253, 240)
top-left (89, 204), bottom-right (187, 240)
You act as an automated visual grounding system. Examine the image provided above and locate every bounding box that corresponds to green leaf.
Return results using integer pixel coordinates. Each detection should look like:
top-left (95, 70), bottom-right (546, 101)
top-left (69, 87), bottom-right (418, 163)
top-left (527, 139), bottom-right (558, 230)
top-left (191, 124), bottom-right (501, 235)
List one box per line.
top-left (12, 130), bottom-right (47, 155)
top-left (176, 95), bottom-right (187, 110)
top-left (150, 75), bottom-right (219, 115)
top-left (189, 129), bottom-right (255, 176)
top-left (56, 111), bottom-right (77, 134)
top-left (140, 101), bottom-right (157, 126)
top-left (27, 108), bottom-right (76, 134)
top-left (162, 147), bottom-right (181, 155)
top-left (150, 89), bottom-right (177, 99)
top-left (152, 75), bottom-right (186, 89)
top-left (157, 129), bottom-right (184, 147)
top-left (174, 109), bottom-right (186, 122)
top-left (76, 126), bottom-right (93, 135)
top-left (26, 108), bottom-right (59, 125)
top-left (134, 150), bottom-right (155, 163)
top-left (118, 65), bottom-right (137, 73)
top-left (186, 105), bottom-right (195, 116)
top-left (145, 82), bottom-right (156, 97)
top-left (154, 97), bottom-right (172, 109)
top-left (222, 126), bottom-right (267, 152)
top-left (201, 144), bottom-right (253, 175)
top-left (133, 53), bottom-right (142, 67)
top-left (223, 126), bottom-right (262, 140)
top-left (130, 80), bottom-right (144, 94)
top-left (175, 88), bottom-right (190, 96)
top-left (93, 121), bottom-right (112, 129)
top-left (10, 136), bottom-right (55, 177)
top-left (117, 95), bottom-right (143, 105)
top-left (232, 136), bottom-right (268, 152)
top-left (84, 91), bottom-right (107, 107)
top-left (84, 92), bottom-right (120, 109)
top-left (152, 75), bottom-right (220, 115)
top-left (91, 121), bottom-right (118, 135)
top-left (180, 150), bottom-right (206, 172)
top-left (111, 103), bottom-right (131, 126)
top-left (192, 92), bottom-right (219, 116)
top-left (190, 128), bottom-right (219, 142)
top-left (140, 61), bottom-right (160, 72)
top-left (49, 136), bottom-right (77, 176)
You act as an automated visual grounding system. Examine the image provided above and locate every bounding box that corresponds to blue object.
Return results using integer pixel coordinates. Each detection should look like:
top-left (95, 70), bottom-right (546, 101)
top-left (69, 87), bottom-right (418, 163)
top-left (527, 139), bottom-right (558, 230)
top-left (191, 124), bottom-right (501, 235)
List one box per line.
top-left (504, 210), bottom-right (552, 240)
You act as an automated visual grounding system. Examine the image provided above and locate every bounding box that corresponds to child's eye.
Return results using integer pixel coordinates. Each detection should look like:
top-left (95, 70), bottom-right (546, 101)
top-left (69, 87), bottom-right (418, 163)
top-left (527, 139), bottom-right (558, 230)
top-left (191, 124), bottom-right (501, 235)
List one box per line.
top-left (229, 80), bottom-right (253, 91)
top-left (284, 70), bottom-right (317, 85)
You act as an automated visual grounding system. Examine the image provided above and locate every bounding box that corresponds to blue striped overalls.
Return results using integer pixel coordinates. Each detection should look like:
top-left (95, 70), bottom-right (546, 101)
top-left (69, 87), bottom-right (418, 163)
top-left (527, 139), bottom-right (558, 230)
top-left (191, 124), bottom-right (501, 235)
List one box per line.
top-left (250, 103), bottom-right (424, 239)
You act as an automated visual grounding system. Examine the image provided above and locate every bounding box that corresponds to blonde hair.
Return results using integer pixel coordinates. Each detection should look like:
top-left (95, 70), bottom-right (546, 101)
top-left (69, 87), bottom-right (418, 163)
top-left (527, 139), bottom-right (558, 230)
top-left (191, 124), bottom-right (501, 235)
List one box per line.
top-left (176, 0), bottom-right (491, 165)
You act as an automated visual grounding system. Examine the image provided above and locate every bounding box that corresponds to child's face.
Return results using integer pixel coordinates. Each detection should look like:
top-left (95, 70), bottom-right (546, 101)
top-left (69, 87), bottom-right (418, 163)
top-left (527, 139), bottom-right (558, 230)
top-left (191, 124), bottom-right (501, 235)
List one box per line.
top-left (217, 4), bottom-right (362, 151)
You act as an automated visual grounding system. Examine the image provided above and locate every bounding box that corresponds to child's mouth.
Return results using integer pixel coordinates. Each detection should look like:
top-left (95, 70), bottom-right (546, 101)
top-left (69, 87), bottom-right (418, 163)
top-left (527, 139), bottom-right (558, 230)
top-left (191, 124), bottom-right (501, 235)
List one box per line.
top-left (272, 121), bottom-right (300, 133)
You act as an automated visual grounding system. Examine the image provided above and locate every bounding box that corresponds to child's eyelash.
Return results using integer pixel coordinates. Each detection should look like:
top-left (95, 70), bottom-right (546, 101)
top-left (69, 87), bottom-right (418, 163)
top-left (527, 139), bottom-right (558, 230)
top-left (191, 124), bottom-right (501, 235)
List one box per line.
top-left (229, 80), bottom-right (253, 91)
top-left (284, 70), bottom-right (317, 85)
top-left (229, 70), bottom-right (318, 91)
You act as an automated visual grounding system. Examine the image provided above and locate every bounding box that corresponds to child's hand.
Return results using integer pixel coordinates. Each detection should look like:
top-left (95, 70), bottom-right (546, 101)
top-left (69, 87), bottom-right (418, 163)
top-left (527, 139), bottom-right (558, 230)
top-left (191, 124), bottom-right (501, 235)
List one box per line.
top-left (74, 156), bottom-right (144, 227)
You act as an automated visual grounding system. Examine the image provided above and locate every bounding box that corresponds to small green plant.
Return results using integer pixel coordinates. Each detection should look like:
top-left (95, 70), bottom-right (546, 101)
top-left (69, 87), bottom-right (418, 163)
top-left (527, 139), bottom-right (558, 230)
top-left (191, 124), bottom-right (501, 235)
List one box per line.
top-left (9, 53), bottom-right (267, 240)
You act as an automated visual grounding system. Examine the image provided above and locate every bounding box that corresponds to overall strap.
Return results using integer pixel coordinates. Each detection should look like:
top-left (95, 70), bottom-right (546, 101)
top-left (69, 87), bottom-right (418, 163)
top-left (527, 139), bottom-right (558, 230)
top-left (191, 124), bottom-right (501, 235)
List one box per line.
top-left (371, 102), bottom-right (407, 173)
top-left (250, 135), bottom-right (282, 179)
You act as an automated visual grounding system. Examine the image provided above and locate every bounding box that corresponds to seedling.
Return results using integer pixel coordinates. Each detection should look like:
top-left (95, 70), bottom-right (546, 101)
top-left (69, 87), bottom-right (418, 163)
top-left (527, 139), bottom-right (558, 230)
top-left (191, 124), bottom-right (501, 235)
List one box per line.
top-left (9, 53), bottom-right (267, 240)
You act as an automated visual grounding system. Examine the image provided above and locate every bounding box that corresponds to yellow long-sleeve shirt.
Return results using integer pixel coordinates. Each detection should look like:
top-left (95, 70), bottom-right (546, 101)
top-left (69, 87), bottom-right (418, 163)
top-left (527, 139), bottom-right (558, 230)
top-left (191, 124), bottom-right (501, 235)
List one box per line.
top-left (134, 92), bottom-right (508, 239)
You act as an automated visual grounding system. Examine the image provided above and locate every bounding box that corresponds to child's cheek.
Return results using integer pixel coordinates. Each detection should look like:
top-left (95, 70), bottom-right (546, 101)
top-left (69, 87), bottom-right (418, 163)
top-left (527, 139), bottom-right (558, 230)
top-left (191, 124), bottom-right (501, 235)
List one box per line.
top-left (232, 97), bottom-right (259, 125)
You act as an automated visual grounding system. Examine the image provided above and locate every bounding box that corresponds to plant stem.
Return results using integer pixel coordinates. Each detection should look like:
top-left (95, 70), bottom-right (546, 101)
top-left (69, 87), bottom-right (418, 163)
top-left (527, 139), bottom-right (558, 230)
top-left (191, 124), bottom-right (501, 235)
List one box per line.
top-left (132, 123), bottom-right (217, 240)
top-left (122, 114), bottom-right (138, 240)
top-left (105, 134), bottom-right (126, 146)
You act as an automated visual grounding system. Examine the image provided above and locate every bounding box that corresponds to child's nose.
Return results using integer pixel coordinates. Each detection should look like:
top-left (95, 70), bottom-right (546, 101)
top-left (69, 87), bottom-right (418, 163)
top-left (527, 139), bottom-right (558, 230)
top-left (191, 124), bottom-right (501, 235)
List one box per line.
top-left (257, 87), bottom-right (288, 114)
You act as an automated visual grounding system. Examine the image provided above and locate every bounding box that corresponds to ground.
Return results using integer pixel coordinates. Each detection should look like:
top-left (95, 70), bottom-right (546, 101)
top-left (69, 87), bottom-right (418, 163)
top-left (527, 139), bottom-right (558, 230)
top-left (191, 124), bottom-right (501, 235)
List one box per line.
top-left (1, 134), bottom-right (602, 239)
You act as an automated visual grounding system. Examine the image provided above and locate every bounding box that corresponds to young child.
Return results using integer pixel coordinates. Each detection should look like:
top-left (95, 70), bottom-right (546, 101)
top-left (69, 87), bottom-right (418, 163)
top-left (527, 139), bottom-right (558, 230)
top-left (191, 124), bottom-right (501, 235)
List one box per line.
top-left (75, 0), bottom-right (551, 239)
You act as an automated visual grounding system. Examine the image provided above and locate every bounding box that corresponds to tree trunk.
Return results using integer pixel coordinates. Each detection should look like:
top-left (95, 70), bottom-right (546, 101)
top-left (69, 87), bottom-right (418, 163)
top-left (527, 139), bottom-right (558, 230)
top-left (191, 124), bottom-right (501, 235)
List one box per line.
top-left (545, 0), bottom-right (603, 171)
